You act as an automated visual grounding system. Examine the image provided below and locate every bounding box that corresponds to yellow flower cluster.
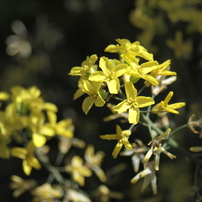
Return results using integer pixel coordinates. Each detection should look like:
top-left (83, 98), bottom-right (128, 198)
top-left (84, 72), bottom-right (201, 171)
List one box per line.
top-left (69, 38), bottom-right (186, 194)
top-left (129, 0), bottom-right (200, 58)
top-left (0, 85), bottom-right (74, 175)
top-left (69, 38), bottom-right (185, 156)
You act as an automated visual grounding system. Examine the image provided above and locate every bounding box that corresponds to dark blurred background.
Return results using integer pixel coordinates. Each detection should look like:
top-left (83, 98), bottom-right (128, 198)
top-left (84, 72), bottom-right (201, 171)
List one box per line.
top-left (0, 0), bottom-right (202, 201)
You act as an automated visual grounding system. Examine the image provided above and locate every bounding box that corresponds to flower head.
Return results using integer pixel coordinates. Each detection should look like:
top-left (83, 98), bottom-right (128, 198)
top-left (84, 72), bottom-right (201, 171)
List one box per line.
top-left (113, 82), bottom-right (154, 124)
top-left (31, 183), bottom-right (62, 202)
top-left (100, 125), bottom-right (132, 158)
top-left (81, 80), bottom-right (106, 114)
top-left (152, 91), bottom-right (185, 114)
top-left (11, 141), bottom-right (41, 175)
top-left (84, 144), bottom-right (106, 182)
top-left (65, 155), bottom-right (92, 186)
top-left (10, 175), bottom-right (36, 198)
top-left (89, 57), bottom-right (127, 94)
top-left (68, 54), bottom-right (98, 79)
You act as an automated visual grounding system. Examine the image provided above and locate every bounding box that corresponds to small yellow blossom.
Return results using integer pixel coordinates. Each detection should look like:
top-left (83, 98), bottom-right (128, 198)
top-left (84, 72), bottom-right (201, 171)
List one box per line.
top-left (89, 57), bottom-right (127, 94)
top-left (84, 144), bottom-right (106, 182)
top-left (11, 141), bottom-right (41, 175)
top-left (10, 175), bottom-right (36, 198)
top-left (143, 128), bottom-right (176, 171)
top-left (46, 111), bottom-right (74, 138)
top-left (121, 53), bottom-right (159, 86)
top-left (113, 82), bottom-right (155, 124)
top-left (145, 59), bottom-right (176, 87)
top-left (80, 80), bottom-right (106, 114)
top-left (94, 185), bottom-right (123, 202)
top-left (152, 91), bottom-right (185, 114)
top-left (29, 111), bottom-right (55, 147)
top-left (166, 30), bottom-right (192, 59)
top-left (100, 125), bottom-right (132, 158)
top-left (105, 38), bottom-right (153, 61)
top-left (68, 54), bottom-right (98, 79)
top-left (31, 183), bottom-right (62, 202)
top-left (65, 155), bottom-right (92, 186)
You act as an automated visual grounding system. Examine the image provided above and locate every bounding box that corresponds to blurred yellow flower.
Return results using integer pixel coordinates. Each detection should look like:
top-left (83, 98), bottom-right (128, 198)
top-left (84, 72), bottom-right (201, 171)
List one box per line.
top-left (11, 141), bottom-right (41, 175)
top-left (100, 125), bottom-right (132, 158)
top-left (31, 183), bottom-right (62, 202)
top-left (46, 111), bottom-right (74, 138)
top-left (29, 111), bottom-right (55, 147)
top-left (10, 175), bottom-right (36, 198)
top-left (84, 144), bottom-right (106, 182)
top-left (113, 82), bottom-right (154, 124)
top-left (65, 155), bottom-right (92, 186)
top-left (166, 30), bottom-right (192, 59)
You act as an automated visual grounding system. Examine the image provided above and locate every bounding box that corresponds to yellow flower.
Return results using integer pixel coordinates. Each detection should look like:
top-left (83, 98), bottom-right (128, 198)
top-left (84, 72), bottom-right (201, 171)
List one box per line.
top-left (84, 144), bottom-right (106, 182)
top-left (29, 111), bottom-right (55, 147)
top-left (144, 59), bottom-right (176, 87)
top-left (100, 125), bottom-right (132, 158)
top-left (89, 57), bottom-right (127, 94)
top-left (94, 185), bottom-right (123, 202)
top-left (68, 54), bottom-right (98, 79)
top-left (152, 91), bottom-right (185, 114)
top-left (113, 82), bottom-right (155, 124)
top-left (104, 38), bottom-right (153, 61)
top-left (143, 128), bottom-right (176, 171)
top-left (65, 155), bottom-right (92, 186)
top-left (121, 53), bottom-right (159, 85)
top-left (10, 85), bottom-right (58, 114)
top-left (46, 111), bottom-right (74, 138)
top-left (10, 175), bottom-right (36, 198)
top-left (81, 80), bottom-right (106, 114)
top-left (11, 141), bottom-right (41, 175)
top-left (166, 30), bottom-right (192, 59)
top-left (31, 183), bottom-right (62, 202)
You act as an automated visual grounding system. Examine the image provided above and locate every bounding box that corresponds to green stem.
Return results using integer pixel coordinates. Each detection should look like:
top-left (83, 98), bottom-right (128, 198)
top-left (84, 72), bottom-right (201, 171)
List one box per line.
top-left (169, 124), bottom-right (188, 137)
top-left (35, 149), bottom-right (66, 185)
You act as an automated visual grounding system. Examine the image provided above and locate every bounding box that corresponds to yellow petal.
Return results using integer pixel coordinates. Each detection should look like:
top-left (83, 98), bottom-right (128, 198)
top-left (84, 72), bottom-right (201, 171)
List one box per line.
top-left (107, 78), bottom-right (120, 94)
top-left (23, 160), bottom-right (32, 175)
top-left (125, 82), bottom-right (137, 100)
top-left (100, 134), bottom-right (117, 140)
top-left (113, 100), bottom-right (129, 114)
top-left (95, 93), bottom-right (105, 107)
top-left (128, 107), bottom-right (140, 124)
top-left (136, 96), bottom-right (155, 108)
top-left (82, 96), bottom-right (95, 114)
top-left (112, 141), bottom-right (123, 158)
top-left (11, 147), bottom-right (27, 159)
top-left (33, 133), bottom-right (46, 147)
